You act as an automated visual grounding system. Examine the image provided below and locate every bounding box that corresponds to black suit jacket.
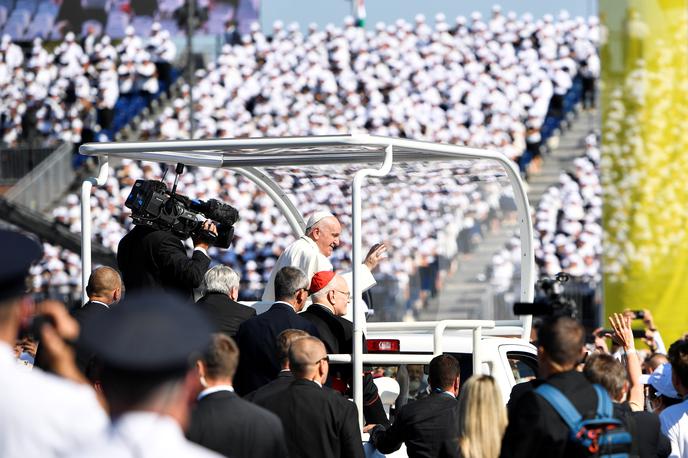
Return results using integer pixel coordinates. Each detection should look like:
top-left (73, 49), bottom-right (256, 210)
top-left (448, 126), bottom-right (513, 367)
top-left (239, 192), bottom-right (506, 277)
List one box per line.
top-left (234, 302), bottom-right (319, 395)
top-left (187, 390), bottom-right (288, 458)
top-left (300, 304), bottom-right (388, 426)
top-left (501, 371), bottom-right (603, 458)
top-left (244, 370), bottom-right (294, 403)
top-left (300, 304), bottom-right (350, 354)
top-left (371, 392), bottom-right (460, 458)
top-left (196, 292), bottom-right (256, 338)
top-left (117, 225), bottom-right (210, 299)
top-left (72, 301), bottom-right (110, 379)
top-left (256, 379), bottom-right (364, 458)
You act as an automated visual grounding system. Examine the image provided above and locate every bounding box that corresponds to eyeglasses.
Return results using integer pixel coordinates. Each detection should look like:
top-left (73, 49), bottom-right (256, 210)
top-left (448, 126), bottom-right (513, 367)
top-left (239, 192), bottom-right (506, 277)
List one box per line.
top-left (334, 290), bottom-right (351, 301)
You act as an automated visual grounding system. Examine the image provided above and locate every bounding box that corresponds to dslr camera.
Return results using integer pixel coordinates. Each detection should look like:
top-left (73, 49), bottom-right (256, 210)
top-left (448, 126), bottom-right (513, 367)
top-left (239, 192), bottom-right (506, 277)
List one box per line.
top-left (125, 175), bottom-right (239, 249)
top-left (513, 272), bottom-right (578, 318)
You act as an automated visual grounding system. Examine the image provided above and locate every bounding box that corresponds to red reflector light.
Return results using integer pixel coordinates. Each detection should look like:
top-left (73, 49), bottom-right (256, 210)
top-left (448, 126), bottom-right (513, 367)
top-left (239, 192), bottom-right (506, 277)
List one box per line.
top-left (367, 339), bottom-right (400, 353)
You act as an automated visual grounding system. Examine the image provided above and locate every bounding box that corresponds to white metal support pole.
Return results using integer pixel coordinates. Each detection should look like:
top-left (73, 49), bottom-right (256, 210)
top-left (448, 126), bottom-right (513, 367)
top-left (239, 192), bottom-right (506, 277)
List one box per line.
top-left (80, 156), bottom-right (109, 303)
top-left (472, 326), bottom-right (483, 374)
top-left (351, 145), bottom-right (393, 428)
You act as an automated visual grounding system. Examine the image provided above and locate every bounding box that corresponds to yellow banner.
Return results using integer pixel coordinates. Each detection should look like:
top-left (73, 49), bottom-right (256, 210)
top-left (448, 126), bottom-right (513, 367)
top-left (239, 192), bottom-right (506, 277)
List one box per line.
top-left (600, 0), bottom-right (688, 344)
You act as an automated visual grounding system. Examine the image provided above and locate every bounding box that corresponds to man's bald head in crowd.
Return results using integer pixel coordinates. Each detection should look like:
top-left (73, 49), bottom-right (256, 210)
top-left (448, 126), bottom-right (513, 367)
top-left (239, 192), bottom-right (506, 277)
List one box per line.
top-left (86, 267), bottom-right (122, 305)
top-left (288, 336), bottom-right (329, 384)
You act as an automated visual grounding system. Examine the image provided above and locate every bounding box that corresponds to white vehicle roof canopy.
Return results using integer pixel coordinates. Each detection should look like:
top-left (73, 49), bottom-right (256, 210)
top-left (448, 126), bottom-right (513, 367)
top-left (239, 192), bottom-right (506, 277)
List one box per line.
top-left (79, 134), bottom-right (535, 425)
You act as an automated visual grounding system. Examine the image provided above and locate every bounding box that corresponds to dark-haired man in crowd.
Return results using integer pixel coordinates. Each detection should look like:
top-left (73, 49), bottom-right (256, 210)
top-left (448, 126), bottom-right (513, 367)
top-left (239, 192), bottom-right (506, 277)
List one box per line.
top-left (660, 339), bottom-right (688, 457)
top-left (369, 354), bottom-right (461, 458)
top-left (187, 333), bottom-right (288, 458)
top-left (117, 219), bottom-right (217, 299)
top-left (244, 328), bottom-right (309, 403)
top-left (256, 336), bottom-right (364, 458)
top-left (501, 316), bottom-right (616, 458)
top-left (234, 266), bottom-right (319, 394)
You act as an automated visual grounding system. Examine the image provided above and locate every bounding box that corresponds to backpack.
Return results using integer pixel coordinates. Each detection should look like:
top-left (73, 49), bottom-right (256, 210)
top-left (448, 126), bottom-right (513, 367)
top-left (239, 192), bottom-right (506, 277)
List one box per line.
top-left (535, 383), bottom-right (632, 457)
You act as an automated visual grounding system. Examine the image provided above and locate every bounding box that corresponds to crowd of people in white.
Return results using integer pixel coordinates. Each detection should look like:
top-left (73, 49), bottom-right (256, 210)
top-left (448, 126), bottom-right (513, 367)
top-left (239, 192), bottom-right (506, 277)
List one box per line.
top-left (0, 24), bottom-right (176, 148)
top-left (487, 131), bottom-right (603, 304)
top-left (23, 7), bottom-right (601, 313)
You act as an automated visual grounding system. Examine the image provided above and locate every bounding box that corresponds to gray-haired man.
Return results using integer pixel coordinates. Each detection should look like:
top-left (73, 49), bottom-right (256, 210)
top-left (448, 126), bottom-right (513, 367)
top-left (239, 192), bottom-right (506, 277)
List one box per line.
top-left (196, 265), bottom-right (256, 338)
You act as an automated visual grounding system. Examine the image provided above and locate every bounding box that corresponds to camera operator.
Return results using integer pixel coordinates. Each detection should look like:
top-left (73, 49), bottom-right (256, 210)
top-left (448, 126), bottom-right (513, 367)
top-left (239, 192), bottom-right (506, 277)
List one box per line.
top-left (117, 219), bottom-right (217, 300)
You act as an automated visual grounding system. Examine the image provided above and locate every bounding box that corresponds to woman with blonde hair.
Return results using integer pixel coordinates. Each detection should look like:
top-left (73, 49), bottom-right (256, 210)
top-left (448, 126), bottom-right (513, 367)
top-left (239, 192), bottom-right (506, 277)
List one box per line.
top-left (456, 374), bottom-right (508, 458)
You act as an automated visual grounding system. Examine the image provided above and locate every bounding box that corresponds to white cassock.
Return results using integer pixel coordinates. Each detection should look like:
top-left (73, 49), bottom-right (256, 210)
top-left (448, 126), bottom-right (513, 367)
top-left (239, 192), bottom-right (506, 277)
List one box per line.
top-left (0, 342), bottom-right (108, 458)
top-left (261, 235), bottom-right (376, 320)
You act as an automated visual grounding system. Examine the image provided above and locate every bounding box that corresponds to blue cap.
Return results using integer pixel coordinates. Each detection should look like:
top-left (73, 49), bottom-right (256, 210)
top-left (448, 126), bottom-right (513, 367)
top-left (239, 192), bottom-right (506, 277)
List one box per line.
top-left (0, 229), bottom-right (42, 302)
top-left (79, 290), bottom-right (213, 371)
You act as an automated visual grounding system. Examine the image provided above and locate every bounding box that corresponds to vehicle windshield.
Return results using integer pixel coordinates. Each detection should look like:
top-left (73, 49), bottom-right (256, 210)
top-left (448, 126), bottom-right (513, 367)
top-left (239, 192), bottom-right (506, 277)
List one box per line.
top-left (210, 157), bottom-right (524, 322)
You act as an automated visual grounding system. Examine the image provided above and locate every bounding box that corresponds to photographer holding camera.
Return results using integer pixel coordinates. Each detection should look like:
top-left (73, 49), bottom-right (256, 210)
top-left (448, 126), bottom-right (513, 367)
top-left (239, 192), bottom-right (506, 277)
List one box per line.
top-left (117, 170), bottom-right (239, 300)
top-left (118, 218), bottom-right (217, 300)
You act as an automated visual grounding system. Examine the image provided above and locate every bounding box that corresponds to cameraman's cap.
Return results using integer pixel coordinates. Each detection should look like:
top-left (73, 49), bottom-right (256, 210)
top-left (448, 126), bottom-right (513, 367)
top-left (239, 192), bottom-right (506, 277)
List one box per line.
top-left (305, 211), bottom-right (335, 233)
top-left (644, 362), bottom-right (680, 399)
top-left (79, 290), bottom-right (213, 372)
top-left (309, 271), bottom-right (336, 295)
top-left (0, 229), bottom-right (42, 302)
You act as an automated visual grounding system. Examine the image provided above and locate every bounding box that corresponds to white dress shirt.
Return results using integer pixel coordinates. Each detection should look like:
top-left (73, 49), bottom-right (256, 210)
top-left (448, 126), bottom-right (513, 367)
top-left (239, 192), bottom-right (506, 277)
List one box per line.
top-left (67, 412), bottom-right (222, 458)
top-left (0, 342), bottom-right (108, 458)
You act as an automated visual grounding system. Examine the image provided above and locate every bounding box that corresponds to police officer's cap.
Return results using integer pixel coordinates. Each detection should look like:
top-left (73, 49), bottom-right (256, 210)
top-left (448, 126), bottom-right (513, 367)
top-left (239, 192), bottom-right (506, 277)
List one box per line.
top-left (0, 229), bottom-right (42, 302)
top-left (80, 290), bottom-right (213, 371)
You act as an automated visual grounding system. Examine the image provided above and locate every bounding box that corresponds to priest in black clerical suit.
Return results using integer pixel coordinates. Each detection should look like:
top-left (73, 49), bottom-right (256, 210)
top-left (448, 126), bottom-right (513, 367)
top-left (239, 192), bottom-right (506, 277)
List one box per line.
top-left (301, 271), bottom-right (389, 426)
top-left (196, 265), bottom-right (255, 338)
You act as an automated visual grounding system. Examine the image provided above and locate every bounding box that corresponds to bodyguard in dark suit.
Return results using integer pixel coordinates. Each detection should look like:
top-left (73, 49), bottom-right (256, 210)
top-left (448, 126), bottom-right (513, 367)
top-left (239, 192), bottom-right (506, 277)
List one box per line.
top-left (72, 266), bottom-right (122, 379)
top-left (244, 328), bottom-right (309, 403)
top-left (370, 354), bottom-right (461, 458)
top-left (256, 336), bottom-right (364, 458)
top-left (187, 334), bottom-right (288, 458)
top-left (73, 267), bottom-right (122, 323)
top-left (234, 267), bottom-right (319, 395)
top-left (196, 265), bottom-right (255, 338)
top-left (117, 222), bottom-right (216, 299)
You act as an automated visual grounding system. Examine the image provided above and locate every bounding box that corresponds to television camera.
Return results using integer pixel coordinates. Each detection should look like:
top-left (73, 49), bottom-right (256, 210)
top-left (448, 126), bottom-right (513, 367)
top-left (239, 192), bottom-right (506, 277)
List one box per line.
top-left (513, 272), bottom-right (579, 318)
top-left (124, 163), bottom-right (239, 249)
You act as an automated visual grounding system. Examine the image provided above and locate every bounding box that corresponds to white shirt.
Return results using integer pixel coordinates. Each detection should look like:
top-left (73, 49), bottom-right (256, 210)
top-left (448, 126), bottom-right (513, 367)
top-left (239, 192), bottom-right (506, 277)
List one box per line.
top-left (197, 385), bottom-right (234, 401)
top-left (67, 412), bottom-right (222, 458)
top-left (261, 235), bottom-right (376, 306)
top-left (0, 342), bottom-right (108, 458)
top-left (660, 398), bottom-right (688, 458)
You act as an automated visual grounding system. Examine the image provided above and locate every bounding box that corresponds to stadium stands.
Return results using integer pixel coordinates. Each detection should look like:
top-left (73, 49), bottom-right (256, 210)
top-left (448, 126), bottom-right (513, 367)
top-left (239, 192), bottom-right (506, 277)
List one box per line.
top-left (21, 9), bottom-right (600, 315)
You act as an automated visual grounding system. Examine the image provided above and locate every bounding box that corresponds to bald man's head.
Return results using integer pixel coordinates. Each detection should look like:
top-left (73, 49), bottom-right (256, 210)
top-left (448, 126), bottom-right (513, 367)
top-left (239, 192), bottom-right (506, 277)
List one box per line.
top-left (86, 267), bottom-right (122, 304)
top-left (289, 336), bottom-right (329, 383)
